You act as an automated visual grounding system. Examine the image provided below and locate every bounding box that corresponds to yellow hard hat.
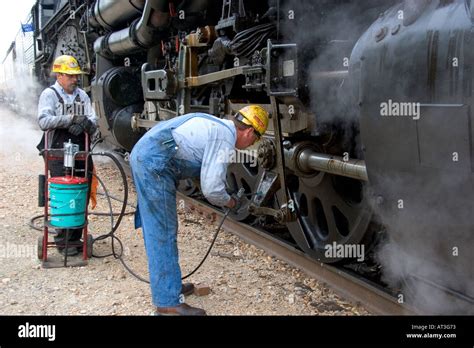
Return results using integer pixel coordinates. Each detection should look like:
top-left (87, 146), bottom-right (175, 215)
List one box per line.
top-left (52, 55), bottom-right (84, 75)
top-left (236, 105), bottom-right (269, 137)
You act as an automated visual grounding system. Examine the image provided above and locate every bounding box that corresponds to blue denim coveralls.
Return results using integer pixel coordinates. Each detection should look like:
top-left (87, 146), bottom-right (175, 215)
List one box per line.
top-left (130, 113), bottom-right (235, 307)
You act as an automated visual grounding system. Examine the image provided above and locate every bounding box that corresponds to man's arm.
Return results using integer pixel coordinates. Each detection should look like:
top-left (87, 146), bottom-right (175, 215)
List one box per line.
top-left (200, 137), bottom-right (235, 207)
top-left (82, 92), bottom-right (98, 126)
top-left (37, 89), bottom-right (73, 131)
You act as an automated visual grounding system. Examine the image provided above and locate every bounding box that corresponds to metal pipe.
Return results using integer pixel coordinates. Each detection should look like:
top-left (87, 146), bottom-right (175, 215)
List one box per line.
top-left (89, 0), bottom-right (145, 30)
top-left (94, 0), bottom-right (169, 57)
top-left (106, 28), bottom-right (139, 54)
top-left (284, 146), bottom-right (368, 181)
top-left (297, 149), bottom-right (368, 181)
top-left (312, 70), bottom-right (349, 80)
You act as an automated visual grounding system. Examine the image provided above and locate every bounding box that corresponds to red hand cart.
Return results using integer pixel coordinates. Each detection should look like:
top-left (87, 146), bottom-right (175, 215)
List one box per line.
top-left (37, 131), bottom-right (93, 268)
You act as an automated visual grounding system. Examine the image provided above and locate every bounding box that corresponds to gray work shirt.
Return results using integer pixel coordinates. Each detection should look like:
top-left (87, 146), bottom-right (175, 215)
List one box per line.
top-left (172, 117), bottom-right (236, 206)
top-left (37, 81), bottom-right (97, 145)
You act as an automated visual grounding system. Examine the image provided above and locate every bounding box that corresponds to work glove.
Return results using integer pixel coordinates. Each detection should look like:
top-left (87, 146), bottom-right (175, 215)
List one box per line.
top-left (68, 124), bottom-right (84, 136)
top-left (80, 118), bottom-right (97, 135)
top-left (230, 188), bottom-right (246, 213)
top-left (72, 115), bottom-right (87, 125)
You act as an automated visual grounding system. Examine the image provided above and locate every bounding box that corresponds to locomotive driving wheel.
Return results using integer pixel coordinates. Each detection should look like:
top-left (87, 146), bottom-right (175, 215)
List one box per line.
top-left (284, 172), bottom-right (373, 263)
top-left (226, 156), bottom-right (265, 222)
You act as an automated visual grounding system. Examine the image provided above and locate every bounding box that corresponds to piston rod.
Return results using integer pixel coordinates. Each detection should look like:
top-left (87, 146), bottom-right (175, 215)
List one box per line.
top-left (285, 147), bottom-right (368, 181)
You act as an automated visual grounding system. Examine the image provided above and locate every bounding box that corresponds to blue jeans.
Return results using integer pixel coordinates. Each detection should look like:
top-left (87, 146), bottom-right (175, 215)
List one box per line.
top-left (130, 121), bottom-right (201, 307)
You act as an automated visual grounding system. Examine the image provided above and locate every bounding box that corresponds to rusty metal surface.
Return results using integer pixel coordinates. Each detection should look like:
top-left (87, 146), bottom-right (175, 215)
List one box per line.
top-left (178, 192), bottom-right (417, 315)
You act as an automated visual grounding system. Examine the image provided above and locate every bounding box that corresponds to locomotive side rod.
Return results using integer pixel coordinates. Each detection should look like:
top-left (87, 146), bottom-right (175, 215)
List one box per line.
top-left (269, 96), bottom-right (297, 223)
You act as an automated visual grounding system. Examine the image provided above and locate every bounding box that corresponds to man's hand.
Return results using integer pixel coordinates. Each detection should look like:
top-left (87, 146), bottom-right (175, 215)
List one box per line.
top-left (72, 115), bottom-right (87, 124)
top-left (68, 124), bottom-right (84, 136)
top-left (81, 119), bottom-right (97, 135)
top-left (72, 116), bottom-right (97, 135)
top-left (228, 188), bottom-right (246, 213)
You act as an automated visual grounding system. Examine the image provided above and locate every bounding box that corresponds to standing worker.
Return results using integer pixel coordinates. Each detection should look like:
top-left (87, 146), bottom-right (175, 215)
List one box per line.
top-left (130, 106), bottom-right (269, 316)
top-left (36, 55), bottom-right (98, 256)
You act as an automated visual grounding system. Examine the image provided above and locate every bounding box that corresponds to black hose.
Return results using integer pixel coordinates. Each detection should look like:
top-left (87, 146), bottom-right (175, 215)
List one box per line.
top-left (230, 23), bottom-right (275, 58)
top-left (89, 152), bottom-right (128, 235)
top-left (88, 152), bottom-right (233, 282)
top-left (87, 151), bottom-right (238, 282)
top-left (88, 151), bottom-right (153, 282)
top-left (88, 170), bottom-right (115, 258)
top-left (97, 191), bottom-right (136, 209)
top-left (28, 209), bottom-right (135, 231)
top-left (181, 209), bottom-right (230, 280)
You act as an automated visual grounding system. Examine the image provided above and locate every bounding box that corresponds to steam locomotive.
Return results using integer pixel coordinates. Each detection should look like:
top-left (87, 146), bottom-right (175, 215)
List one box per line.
top-left (23, 0), bottom-right (474, 313)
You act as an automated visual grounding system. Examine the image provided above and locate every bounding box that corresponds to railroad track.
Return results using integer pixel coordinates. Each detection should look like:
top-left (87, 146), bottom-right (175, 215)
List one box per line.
top-left (118, 157), bottom-right (469, 314)
top-left (177, 192), bottom-right (418, 315)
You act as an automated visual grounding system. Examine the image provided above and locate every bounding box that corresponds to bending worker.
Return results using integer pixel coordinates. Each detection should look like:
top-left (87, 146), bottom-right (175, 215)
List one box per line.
top-left (36, 55), bottom-right (97, 256)
top-left (130, 105), bottom-right (269, 316)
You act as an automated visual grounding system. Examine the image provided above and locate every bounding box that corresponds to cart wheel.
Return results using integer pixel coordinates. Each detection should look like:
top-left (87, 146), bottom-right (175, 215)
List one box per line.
top-left (86, 234), bottom-right (94, 258)
top-left (37, 236), bottom-right (44, 260)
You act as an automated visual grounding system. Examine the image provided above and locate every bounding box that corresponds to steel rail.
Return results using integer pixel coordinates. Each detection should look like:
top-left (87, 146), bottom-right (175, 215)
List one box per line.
top-left (177, 192), bottom-right (417, 315)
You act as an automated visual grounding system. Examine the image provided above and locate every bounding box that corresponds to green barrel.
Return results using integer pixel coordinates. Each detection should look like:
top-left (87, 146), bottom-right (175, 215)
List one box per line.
top-left (49, 176), bottom-right (88, 228)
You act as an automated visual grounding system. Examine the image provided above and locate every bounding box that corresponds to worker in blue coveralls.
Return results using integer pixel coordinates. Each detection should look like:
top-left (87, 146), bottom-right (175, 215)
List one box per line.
top-left (130, 105), bottom-right (269, 316)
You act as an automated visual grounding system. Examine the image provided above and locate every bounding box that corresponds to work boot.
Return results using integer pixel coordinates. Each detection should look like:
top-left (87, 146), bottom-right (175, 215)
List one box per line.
top-left (181, 283), bottom-right (194, 296)
top-left (155, 303), bottom-right (207, 316)
top-left (59, 247), bottom-right (79, 256)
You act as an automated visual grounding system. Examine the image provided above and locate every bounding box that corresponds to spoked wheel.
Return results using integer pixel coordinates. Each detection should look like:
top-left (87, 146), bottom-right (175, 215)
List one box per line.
top-left (226, 156), bottom-right (265, 221)
top-left (178, 179), bottom-right (199, 196)
top-left (283, 172), bottom-right (373, 263)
